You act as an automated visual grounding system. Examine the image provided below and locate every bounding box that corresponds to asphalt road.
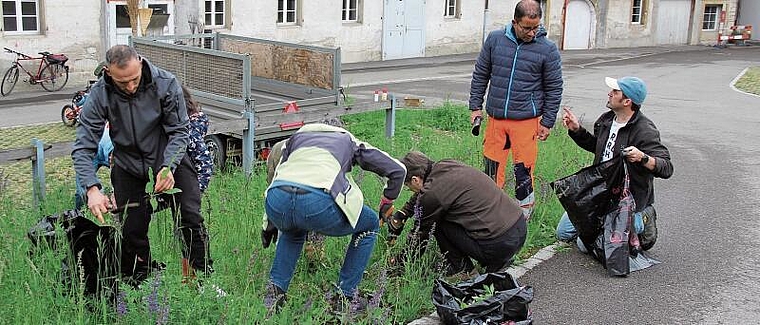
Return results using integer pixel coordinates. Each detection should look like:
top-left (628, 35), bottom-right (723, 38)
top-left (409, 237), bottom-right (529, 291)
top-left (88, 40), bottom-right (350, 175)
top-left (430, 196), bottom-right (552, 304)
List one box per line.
top-left (3, 46), bottom-right (759, 323)
top-left (348, 46), bottom-right (760, 323)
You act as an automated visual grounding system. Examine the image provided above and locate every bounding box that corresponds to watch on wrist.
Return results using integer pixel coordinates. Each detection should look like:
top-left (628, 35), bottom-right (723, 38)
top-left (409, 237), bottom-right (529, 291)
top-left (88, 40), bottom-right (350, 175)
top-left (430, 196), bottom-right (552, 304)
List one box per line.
top-left (640, 154), bottom-right (650, 165)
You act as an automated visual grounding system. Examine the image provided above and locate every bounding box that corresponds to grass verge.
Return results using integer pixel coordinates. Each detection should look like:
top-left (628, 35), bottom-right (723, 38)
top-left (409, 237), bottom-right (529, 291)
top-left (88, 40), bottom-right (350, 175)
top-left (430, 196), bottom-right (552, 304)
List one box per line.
top-left (0, 103), bottom-right (591, 323)
top-left (734, 66), bottom-right (760, 95)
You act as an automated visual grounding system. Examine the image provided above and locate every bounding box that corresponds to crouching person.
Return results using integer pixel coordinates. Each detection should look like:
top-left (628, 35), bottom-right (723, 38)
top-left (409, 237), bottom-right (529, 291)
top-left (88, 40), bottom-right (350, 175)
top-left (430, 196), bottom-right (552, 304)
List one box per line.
top-left (262, 123), bottom-right (406, 315)
top-left (388, 151), bottom-right (527, 278)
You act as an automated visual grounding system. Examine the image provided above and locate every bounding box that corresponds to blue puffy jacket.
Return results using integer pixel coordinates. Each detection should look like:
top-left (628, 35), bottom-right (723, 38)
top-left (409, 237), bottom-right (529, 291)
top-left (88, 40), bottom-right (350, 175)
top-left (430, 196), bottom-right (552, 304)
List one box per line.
top-left (469, 23), bottom-right (563, 128)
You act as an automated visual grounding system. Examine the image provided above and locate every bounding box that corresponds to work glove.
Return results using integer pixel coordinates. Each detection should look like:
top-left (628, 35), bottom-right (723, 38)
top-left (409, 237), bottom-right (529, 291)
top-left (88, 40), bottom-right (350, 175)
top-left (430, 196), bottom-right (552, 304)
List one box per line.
top-left (262, 219), bottom-right (279, 249)
top-left (633, 212), bottom-right (644, 235)
top-left (378, 196), bottom-right (394, 222)
top-left (386, 211), bottom-right (407, 244)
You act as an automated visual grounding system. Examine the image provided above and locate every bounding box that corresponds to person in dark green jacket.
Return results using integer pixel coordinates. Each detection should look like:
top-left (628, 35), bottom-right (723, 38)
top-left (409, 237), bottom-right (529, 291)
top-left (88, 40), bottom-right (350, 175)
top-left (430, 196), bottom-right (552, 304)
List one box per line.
top-left (386, 151), bottom-right (527, 277)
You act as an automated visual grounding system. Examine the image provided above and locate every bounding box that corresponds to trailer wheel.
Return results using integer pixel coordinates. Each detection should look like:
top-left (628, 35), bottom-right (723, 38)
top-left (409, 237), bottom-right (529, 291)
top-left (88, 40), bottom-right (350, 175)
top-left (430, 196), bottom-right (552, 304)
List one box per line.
top-left (205, 134), bottom-right (226, 171)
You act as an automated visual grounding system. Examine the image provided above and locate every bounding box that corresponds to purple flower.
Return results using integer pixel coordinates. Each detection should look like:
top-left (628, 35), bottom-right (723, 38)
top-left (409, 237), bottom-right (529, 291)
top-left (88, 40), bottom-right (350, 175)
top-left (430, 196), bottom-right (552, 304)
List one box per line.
top-left (368, 269), bottom-right (387, 309)
top-left (115, 290), bottom-right (128, 316)
top-left (156, 295), bottom-right (170, 325)
top-left (146, 272), bottom-right (162, 313)
top-left (349, 289), bottom-right (362, 315)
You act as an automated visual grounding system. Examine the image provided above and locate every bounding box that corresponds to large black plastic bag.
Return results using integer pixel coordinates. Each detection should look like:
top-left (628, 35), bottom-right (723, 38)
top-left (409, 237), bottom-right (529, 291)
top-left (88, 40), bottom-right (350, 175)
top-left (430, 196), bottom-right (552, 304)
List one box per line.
top-left (550, 156), bottom-right (625, 250)
top-left (28, 210), bottom-right (119, 296)
top-left (64, 213), bottom-right (120, 296)
top-left (432, 271), bottom-right (533, 325)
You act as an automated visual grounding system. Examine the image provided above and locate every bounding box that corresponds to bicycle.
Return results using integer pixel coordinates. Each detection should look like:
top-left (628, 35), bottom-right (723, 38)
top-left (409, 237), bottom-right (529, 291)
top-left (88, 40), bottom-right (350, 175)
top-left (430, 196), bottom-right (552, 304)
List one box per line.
top-left (61, 62), bottom-right (106, 127)
top-left (1, 47), bottom-right (69, 96)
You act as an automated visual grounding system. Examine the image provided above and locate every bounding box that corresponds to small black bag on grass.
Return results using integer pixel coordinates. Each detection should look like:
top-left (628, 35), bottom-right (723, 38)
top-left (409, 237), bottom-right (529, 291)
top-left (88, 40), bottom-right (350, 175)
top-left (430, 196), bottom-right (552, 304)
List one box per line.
top-left (432, 271), bottom-right (533, 325)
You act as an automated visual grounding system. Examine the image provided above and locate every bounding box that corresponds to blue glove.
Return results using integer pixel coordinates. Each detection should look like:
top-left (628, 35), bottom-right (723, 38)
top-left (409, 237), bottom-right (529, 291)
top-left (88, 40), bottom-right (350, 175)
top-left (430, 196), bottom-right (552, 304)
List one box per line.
top-left (633, 212), bottom-right (644, 234)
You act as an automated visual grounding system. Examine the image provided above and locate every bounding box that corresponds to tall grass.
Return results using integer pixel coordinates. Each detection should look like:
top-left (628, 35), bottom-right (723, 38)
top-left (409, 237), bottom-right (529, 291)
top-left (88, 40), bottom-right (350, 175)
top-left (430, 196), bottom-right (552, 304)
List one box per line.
top-left (0, 103), bottom-right (591, 323)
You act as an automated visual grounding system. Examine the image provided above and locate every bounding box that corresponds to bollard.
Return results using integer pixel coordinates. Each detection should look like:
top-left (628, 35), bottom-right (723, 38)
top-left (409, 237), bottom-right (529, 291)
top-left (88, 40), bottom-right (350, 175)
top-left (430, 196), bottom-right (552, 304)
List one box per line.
top-left (385, 94), bottom-right (397, 138)
top-left (242, 97), bottom-right (255, 177)
top-left (31, 138), bottom-right (46, 209)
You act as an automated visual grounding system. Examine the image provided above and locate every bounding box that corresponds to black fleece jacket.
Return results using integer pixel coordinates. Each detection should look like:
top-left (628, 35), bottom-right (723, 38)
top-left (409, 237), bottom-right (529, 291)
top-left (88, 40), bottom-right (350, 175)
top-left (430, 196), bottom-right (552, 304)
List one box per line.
top-left (569, 110), bottom-right (674, 210)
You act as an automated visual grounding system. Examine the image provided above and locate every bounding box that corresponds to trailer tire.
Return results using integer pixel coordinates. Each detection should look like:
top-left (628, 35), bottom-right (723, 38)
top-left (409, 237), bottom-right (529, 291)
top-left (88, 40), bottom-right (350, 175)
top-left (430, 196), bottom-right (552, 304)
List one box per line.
top-left (205, 134), bottom-right (226, 171)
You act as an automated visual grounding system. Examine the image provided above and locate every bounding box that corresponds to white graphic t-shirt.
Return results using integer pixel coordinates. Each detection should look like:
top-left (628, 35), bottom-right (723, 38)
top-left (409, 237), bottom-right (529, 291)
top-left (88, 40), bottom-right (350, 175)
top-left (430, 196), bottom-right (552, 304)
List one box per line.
top-left (601, 120), bottom-right (626, 162)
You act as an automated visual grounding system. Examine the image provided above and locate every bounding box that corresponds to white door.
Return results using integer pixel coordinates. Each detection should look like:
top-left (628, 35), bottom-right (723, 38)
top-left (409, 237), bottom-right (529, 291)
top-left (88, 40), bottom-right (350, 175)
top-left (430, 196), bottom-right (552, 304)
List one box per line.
top-left (383, 0), bottom-right (426, 60)
top-left (107, 3), bottom-right (132, 48)
top-left (657, 0), bottom-right (691, 44)
top-left (107, 1), bottom-right (175, 48)
top-left (563, 0), bottom-right (593, 50)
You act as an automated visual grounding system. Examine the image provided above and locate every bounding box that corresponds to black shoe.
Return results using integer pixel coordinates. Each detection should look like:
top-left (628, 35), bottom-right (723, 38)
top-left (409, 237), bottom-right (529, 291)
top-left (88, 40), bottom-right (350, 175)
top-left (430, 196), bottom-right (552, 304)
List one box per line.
top-left (264, 283), bottom-right (286, 316)
top-left (443, 261), bottom-right (476, 277)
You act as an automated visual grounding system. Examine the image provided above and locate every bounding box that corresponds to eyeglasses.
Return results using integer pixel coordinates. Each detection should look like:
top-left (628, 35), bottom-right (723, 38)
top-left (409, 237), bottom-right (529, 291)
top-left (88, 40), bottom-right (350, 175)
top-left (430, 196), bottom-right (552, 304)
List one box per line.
top-left (516, 23), bottom-right (541, 33)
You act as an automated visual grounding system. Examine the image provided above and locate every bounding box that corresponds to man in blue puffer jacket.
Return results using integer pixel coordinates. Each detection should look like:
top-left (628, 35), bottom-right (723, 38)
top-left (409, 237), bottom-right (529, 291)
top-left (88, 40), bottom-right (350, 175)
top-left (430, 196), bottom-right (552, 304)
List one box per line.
top-left (469, 0), bottom-right (563, 220)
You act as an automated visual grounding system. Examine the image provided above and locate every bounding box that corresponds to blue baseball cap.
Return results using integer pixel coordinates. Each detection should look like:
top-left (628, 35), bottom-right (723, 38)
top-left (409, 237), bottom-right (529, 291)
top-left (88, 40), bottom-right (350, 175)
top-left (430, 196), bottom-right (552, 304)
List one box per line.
top-left (605, 76), bottom-right (647, 105)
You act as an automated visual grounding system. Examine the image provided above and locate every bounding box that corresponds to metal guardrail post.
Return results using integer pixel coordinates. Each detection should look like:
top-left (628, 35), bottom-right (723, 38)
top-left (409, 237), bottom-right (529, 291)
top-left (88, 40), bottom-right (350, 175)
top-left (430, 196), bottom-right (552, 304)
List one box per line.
top-left (242, 97), bottom-right (255, 177)
top-left (31, 138), bottom-right (46, 208)
top-left (385, 94), bottom-right (397, 138)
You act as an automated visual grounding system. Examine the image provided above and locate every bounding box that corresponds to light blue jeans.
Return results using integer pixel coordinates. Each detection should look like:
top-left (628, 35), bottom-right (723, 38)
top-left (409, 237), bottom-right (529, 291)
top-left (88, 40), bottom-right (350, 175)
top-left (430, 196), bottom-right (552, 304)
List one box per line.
top-left (265, 184), bottom-right (379, 297)
top-left (556, 212), bottom-right (587, 253)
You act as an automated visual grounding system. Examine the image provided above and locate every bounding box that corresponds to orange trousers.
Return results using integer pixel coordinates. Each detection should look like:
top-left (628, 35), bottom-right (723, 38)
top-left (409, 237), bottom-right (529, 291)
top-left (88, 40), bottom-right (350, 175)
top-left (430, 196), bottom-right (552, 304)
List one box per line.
top-left (482, 116), bottom-right (538, 203)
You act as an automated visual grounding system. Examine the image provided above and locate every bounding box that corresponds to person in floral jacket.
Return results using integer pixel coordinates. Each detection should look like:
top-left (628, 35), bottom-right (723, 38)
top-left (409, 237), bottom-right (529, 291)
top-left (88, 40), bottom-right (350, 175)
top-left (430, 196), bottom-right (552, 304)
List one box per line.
top-left (182, 85), bottom-right (213, 193)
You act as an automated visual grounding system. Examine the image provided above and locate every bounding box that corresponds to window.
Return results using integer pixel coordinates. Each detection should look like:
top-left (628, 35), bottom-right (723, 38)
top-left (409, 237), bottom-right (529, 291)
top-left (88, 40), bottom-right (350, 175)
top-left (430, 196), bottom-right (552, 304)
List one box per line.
top-left (204, 0), bottom-right (225, 28)
top-left (342, 0), bottom-right (359, 22)
top-left (631, 0), bottom-right (642, 24)
top-left (2, 0), bottom-right (39, 34)
top-left (277, 0), bottom-right (297, 24)
top-left (702, 5), bottom-right (721, 30)
top-left (444, 0), bottom-right (460, 18)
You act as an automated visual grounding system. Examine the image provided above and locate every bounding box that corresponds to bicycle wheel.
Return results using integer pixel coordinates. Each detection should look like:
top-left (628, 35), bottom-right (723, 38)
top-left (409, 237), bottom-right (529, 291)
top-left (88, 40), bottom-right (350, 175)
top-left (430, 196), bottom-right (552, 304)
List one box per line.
top-left (40, 63), bottom-right (69, 92)
top-left (1, 65), bottom-right (20, 96)
top-left (61, 104), bottom-right (78, 127)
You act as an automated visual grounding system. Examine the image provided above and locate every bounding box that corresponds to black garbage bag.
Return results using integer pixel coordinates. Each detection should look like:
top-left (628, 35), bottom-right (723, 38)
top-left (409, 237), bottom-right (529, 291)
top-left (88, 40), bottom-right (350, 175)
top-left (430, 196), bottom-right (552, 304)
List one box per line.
top-left (27, 210), bottom-right (81, 251)
top-left (550, 156), bottom-right (625, 253)
top-left (432, 271), bottom-right (533, 325)
top-left (28, 210), bottom-right (119, 297)
top-left (62, 212), bottom-right (120, 297)
top-left (588, 164), bottom-right (638, 276)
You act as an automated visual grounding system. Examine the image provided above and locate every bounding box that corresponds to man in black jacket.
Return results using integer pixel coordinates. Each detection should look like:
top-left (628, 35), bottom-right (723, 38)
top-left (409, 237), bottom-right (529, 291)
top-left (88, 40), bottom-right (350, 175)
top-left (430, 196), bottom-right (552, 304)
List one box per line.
top-left (72, 45), bottom-right (212, 284)
top-left (556, 76), bottom-right (673, 251)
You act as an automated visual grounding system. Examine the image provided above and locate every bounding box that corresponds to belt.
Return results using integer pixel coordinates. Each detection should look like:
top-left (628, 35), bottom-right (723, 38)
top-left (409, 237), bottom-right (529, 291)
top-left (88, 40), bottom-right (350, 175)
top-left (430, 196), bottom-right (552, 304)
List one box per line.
top-left (276, 185), bottom-right (310, 195)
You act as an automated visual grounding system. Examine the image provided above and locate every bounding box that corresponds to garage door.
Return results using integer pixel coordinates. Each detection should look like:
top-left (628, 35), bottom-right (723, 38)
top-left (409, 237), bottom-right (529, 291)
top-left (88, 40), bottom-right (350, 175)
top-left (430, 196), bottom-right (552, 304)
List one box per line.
top-left (657, 0), bottom-right (692, 44)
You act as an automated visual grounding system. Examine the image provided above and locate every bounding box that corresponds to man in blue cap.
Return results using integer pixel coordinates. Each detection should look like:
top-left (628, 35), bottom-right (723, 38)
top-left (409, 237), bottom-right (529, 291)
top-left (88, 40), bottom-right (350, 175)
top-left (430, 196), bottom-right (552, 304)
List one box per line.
top-left (556, 76), bottom-right (674, 252)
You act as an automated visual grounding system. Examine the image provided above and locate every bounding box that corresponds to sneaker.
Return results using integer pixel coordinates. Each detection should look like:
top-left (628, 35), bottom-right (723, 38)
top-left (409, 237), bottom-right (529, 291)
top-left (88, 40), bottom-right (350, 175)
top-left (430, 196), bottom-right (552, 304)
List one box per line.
top-left (264, 283), bottom-right (287, 316)
top-left (199, 282), bottom-right (228, 298)
top-left (518, 193), bottom-right (535, 221)
top-left (328, 291), bottom-right (369, 316)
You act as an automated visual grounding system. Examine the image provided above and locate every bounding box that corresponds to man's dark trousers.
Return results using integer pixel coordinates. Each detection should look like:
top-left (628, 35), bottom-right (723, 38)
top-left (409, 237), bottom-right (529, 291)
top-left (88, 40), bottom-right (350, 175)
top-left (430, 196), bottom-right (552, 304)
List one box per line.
top-left (112, 154), bottom-right (212, 282)
top-left (435, 217), bottom-right (526, 274)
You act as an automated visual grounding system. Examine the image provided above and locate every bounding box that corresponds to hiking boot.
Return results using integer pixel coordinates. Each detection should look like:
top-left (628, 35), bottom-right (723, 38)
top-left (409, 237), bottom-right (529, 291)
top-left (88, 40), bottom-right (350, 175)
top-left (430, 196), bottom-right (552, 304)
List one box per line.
top-left (264, 283), bottom-right (287, 316)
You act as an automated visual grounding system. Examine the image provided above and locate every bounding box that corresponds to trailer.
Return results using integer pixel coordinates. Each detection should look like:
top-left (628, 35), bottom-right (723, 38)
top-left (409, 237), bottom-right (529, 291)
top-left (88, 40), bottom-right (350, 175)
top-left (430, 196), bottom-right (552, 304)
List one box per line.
top-left (130, 33), bottom-right (396, 175)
